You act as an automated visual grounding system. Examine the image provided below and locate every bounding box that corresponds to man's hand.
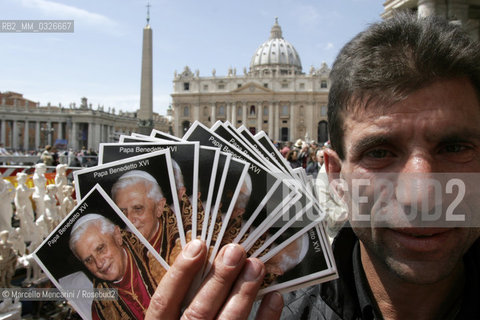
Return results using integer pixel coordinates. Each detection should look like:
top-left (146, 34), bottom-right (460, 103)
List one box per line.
top-left (145, 239), bottom-right (284, 320)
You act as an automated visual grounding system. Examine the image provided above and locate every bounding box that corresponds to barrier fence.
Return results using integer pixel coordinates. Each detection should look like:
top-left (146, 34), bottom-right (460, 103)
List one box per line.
top-left (0, 164), bottom-right (81, 187)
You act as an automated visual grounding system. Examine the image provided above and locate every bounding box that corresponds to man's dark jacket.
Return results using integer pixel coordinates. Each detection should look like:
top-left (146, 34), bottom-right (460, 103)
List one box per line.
top-left (279, 227), bottom-right (480, 319)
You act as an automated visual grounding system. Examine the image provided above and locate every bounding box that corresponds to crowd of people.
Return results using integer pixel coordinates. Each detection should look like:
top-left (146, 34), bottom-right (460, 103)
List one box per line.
top-left (3, 139), bottom-right (326, 173)
top-left (0, 144), bottom-right (98, 167)
top-left (276, 139), bottom-right (326, 179)
top-left (39, 145), bottom-right (98, 167)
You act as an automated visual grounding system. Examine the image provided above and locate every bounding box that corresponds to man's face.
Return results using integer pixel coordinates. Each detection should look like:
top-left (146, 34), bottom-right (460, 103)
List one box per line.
top-left (317, 151), bottom-right (324, 166)
top-left (113, 182), bottom-right (162, 241)
top-left (328, 78), bottom-right (480, 284)
top-left (291, 151), bottom-right (298, 160)
top-left (75, 224), bottom-right (126, 282)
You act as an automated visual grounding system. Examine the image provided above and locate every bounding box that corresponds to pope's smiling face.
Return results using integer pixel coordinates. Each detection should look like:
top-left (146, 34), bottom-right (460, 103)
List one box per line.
top-left (113, 182), bottom-right (163, 242)
top-left (75, 224), bottom-right (127, 282)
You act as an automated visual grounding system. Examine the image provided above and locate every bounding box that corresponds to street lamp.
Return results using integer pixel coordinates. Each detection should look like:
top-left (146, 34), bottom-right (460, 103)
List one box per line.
top-left (41, 126), bottom-right (55, 146)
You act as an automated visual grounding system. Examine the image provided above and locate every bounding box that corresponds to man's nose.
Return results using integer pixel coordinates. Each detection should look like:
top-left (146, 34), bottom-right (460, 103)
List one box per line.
top-left (402, 153), bottom-right (435, 173)
top-left (126, 210), bottom-right (138, 223)
top-left (94, 256), bottom-right (105, 270)
top-left (395, 155), bottom-right (438, 214)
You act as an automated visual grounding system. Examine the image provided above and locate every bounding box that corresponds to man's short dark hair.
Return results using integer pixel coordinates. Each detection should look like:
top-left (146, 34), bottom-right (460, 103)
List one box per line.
top-left (327, 12), bottom-right (480, 159)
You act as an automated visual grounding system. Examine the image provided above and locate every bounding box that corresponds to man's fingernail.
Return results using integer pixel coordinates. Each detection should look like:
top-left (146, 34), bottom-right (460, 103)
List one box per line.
top-left (223, 244), bottom-right (243, 266)
top-left (242, 259), bottom-right (263, 281)
top-left (183, 239), bottom-right (203, 259)
top-left (267, 292), bottom-right (283, 310)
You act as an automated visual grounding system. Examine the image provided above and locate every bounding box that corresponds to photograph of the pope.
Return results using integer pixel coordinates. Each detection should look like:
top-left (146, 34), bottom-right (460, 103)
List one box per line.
top-left (99, 141), bottom-right (202, 244)
top-left (73, 149), bottom-right (186, 265)
top-left (34, 185), bottom-right (166, 320)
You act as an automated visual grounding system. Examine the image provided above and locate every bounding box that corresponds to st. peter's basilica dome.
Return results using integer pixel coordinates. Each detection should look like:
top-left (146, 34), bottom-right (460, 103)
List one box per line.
top-left (249, 18), bottom-right (302, 76)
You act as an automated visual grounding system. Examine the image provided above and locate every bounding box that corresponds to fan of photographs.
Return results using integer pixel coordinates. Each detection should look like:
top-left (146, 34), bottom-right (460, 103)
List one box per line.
top-left (33, 121), bottom-right (338, 320)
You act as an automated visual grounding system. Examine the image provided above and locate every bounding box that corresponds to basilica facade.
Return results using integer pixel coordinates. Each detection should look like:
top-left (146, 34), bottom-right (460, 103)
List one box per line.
top-left (0, 92), bottom-right (170, 152)
top-left (171, 19), bottom-right (330, 144)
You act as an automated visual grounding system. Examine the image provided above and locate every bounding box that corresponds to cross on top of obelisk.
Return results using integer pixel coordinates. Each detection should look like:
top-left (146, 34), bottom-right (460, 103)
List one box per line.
top-left (146, 1), bottom-right (151, 26)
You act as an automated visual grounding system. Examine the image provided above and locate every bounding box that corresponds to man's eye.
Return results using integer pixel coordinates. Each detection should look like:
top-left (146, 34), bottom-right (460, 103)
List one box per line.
top-left (365, 149), bottom-right (390, 158)
top-left (98, 244), bottom-right (105, 253)
top-left (133, 205), bottom-right (144, 213)
top-left (438, 143), bottom-right (475, 163)
top-left (440, 144), bottom-right (469, 153)
top-left (84, 257), bottom-right (93, 265)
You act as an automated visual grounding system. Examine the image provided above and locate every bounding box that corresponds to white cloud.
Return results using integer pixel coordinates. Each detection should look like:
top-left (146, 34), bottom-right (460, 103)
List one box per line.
top-left (325, 42), bottom-right (334, 50)
top-left (20, 0), bottom-right (120, 35)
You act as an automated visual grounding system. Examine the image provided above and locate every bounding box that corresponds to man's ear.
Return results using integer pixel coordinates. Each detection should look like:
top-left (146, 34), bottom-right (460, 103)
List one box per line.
top-left (324, 148), bottom-right (348, 207)
top-left (113, 226), bottom-right (123, 247)
top-left (156, 198), bottom-right (167, 218)
top-left (324, 148), bottom-right (342, 180)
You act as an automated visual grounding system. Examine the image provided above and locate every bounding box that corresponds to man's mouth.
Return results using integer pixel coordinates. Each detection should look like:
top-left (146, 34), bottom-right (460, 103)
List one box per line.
top-left (407, 234), bottom-right (434, 238)
top-left (395, 227), bottom-right (450, 236)
top-left (100, 263), bottom-right (111, 274)
top-left (387, 228), bottom-right (454, 252)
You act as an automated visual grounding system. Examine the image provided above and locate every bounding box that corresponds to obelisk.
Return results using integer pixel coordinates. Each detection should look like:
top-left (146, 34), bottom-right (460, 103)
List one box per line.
top-left (137, 2), bottom-right (154, 134)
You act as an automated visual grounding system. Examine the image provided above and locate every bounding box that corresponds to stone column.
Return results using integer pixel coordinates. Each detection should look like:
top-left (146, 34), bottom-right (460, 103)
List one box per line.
top-left (24, 120), bottom-right (29, 151)
top-left (290, 103), bottom-right (296, 141)
top-left (48, 122), bottom-right (53, 146)
top-left (268, 103), bottom-right (274, 138)
top-left (306, 103), bottom-right (314, 142)
top-left (194, 105), bottom-right (200, 123)
top-left (99, 124), bottom-right (104, 143)
top-left (71, 122), bottom-right (78, 150)
top-left (211, 103), bottom-right (216, 124)
top-left (257, 103), bottom-right (263, 133)
top-left (274, 103), bottom-right (279, 141)
top-left (242, 102), bottom-right (247, 125)
top-left (226, 102), bottom-right (232, 123)
top-left (35, 122), bottom-right (40, 150)
top-left (94, 123), bottom-right (101, 150)
top-left (173, 104), bottom-right (179, 136)
top-left (231, 103), bottom-right (237, 125)
top-left (12, 120), bottom-right (18, 150)
top-left (58, 121), bottom-right (63, 140)
top-left (1, 119), bottom-right (6, 145)
top-left (72, 121), bottom-right (80, 151)
top-left (88, 123), bottom-right (94, 150)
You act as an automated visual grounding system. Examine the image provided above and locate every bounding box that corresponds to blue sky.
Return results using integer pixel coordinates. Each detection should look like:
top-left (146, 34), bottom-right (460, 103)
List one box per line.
top-left (1, 0), bottom-right (384, 115)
